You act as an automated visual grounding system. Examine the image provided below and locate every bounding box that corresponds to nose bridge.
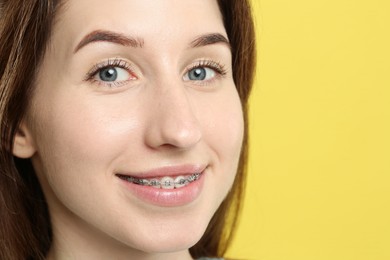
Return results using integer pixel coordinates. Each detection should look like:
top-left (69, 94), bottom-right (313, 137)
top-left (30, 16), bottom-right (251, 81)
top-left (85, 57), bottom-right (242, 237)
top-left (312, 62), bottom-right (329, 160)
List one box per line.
top-left (144, 75), bottom-right (202, 149)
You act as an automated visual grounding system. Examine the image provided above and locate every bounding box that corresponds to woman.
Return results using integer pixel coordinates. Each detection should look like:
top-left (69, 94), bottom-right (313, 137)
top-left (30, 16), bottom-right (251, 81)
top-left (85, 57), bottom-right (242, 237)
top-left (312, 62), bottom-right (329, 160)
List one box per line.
top-left (0, 0), bottom-right (256, 259)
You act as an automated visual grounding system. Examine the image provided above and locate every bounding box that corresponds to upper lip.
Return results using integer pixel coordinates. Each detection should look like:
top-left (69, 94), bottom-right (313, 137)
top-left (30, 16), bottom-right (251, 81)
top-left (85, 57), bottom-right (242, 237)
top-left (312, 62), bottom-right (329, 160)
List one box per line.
top-left (116, 164), bottom-right (207, 179)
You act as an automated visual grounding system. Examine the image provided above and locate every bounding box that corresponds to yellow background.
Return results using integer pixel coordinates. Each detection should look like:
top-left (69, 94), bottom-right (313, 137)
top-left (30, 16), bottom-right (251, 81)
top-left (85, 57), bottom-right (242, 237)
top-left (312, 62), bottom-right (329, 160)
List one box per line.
top-left (228, 0), bottom-right (390, 259)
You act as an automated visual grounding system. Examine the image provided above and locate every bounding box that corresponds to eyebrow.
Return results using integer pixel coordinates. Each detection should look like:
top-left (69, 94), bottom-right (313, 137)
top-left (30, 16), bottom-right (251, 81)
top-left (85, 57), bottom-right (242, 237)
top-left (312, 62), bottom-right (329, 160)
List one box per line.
top-left (190, 33), bottom-right (230, 48)
top-left (74, 30), bottom-right (230, 53)
top-left (74, 30), bottom-right (144, 53)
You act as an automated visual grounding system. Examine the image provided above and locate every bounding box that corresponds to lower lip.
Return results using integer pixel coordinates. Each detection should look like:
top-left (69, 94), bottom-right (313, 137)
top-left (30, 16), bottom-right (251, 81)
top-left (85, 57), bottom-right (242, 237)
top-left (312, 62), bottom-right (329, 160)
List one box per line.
top-left (118, 172), bottom-right (206, 207)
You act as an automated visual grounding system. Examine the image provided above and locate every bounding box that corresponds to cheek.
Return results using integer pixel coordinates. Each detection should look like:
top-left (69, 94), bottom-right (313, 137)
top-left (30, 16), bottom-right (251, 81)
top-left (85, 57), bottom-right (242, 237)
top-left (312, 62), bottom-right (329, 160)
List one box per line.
top-left (30, 92), bottom-right (139, 189)
top-left (199, 86), bottom-right (244, 195)
top-left (203, 88), bottom-right (244, 162)
top-left (28, 92), bottom-right (145, 230)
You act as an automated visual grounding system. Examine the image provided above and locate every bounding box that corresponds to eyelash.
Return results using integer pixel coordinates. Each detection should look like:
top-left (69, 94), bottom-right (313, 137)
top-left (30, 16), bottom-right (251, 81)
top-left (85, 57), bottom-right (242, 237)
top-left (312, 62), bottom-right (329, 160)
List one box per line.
top-left (186, 60), bottom-right (227, 77)
top-left (84, 58), bottom-right (134, 87)
top-left (84, 58), bottom-right (227, 88)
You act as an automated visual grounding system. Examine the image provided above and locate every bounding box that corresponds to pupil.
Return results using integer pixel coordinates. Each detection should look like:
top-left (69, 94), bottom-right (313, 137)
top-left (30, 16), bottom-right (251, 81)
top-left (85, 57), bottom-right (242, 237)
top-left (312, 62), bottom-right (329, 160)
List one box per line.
top-left (100, 67), bottom-right (117, 81)
top-left (189, 68), bottom-right (206, 80)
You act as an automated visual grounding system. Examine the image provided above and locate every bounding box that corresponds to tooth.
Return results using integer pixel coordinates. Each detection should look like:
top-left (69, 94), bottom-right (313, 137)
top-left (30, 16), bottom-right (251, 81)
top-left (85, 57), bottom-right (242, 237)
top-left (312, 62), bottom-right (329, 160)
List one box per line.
top-left (160, 177), bottom-right (175, 189)
top-left (139, 179), bottom-right (150, 186)
top-left (127, 176), bottom-right (137, 183)
top-left (174, 176), bottom-right (187, 188)
top-left (149, 179), bottom-right (161, 188)
top-left (123, 173), bottom-right (202, 188)
top-left (187, 174), bottom-right (196, 182)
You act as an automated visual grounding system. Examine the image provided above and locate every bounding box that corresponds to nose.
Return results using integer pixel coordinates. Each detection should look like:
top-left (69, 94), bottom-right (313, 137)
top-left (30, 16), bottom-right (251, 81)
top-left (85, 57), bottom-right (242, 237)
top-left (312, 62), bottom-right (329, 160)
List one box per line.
top-left (144, 80), bottom-right (202, 150)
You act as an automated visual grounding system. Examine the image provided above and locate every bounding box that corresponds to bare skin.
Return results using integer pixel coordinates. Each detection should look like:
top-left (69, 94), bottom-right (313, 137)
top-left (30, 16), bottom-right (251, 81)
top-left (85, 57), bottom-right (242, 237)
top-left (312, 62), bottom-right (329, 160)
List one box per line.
top-left (13, 0), bottom-right (244, 259)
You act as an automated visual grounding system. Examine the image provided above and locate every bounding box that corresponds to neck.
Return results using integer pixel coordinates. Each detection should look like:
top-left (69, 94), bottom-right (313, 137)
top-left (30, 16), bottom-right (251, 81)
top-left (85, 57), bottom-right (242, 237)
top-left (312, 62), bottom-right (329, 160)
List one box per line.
top-left (47, 246), bottom-right (193, 260)
top-left (46, 212), bottom-right (193, 260)
top-left (47, 232), bottom-right (193, 260)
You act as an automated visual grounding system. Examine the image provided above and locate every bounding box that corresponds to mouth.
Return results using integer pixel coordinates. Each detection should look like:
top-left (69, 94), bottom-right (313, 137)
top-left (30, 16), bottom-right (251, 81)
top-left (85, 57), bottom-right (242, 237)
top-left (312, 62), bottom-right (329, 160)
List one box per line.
top-left (115, 165), bottom-right (207, 207)
top-left (116, 172), bottom-right (202, 189)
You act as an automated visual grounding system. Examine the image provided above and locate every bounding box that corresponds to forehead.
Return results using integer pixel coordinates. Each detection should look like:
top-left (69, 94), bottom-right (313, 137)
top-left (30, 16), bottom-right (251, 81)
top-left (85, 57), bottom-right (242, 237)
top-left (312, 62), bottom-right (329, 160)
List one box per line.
top-left (53, 0), bottom-right (226, 53)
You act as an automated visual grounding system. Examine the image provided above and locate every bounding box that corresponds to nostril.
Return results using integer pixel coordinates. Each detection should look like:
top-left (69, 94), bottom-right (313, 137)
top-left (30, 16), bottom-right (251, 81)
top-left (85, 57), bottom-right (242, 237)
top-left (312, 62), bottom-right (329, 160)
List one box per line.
top-left (144, 86), bottom-right (202, 149)
top-left (144, 111), bottom-right (202, 149)
top-left (156, 117), bottom-right (202, 148)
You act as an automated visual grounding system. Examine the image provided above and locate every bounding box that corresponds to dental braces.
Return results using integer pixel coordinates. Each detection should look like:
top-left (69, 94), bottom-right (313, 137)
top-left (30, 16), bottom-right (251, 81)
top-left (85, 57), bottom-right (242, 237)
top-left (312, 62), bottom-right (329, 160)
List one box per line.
top-left (124, 172), bottom-right (201, 187)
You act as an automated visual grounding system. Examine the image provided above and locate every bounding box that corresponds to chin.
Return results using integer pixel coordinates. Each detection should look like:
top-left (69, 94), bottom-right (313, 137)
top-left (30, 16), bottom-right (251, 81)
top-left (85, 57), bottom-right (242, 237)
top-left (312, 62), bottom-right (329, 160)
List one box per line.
top-left (115, 210), bottom-right (211, 255)
top-left (136, 221), bottom-right (207, 254)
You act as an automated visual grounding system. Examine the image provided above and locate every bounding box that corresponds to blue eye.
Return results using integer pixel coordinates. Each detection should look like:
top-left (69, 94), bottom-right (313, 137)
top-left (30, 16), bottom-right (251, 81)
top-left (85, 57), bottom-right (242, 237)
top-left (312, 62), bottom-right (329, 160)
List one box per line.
top-left (184, 67), bottom-right (216, 81)
top-left (86, 58), bottom-right (137, 88)
top-left (183, 60), bottom-right (227, 83)
top-left (99, 67), bottom-right (117, 81)
top-left (96, 66), bottom-right (130, 83)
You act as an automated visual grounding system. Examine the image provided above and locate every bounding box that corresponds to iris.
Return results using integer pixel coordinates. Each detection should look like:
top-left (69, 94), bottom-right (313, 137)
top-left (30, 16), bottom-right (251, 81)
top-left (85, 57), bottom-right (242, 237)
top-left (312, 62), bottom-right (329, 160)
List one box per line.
top-left (99, 67), bottom-right (118, 81)
top-left (188, 68), bottom-right (207, 80)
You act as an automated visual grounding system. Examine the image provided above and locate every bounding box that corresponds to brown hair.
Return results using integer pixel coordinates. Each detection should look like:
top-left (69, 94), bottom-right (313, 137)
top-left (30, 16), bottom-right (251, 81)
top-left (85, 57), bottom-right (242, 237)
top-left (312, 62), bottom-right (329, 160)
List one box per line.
top-left (0, 0), bottom-right (256, 259)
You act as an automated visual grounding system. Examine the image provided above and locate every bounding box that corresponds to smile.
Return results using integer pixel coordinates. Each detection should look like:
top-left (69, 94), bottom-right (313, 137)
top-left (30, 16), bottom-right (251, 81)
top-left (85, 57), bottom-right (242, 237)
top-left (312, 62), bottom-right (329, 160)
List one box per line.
top-left (117, 173), bottom-right (202, 189)
top-left (116, 165), bottom-right (206, 206)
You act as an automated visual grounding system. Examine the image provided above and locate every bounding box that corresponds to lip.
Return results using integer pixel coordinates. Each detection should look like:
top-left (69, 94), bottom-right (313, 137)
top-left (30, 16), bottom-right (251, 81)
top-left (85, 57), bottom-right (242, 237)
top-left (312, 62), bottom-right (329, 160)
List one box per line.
top-left (117, 164), bottom-right (207, 179)
top-left (116, 165), bottom-right (207, 207)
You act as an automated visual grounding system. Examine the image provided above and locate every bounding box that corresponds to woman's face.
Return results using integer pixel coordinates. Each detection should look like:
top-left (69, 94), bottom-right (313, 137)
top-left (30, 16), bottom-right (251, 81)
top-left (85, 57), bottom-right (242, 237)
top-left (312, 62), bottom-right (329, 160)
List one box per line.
top-left (22, 0), bottom-right (243, 257)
